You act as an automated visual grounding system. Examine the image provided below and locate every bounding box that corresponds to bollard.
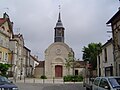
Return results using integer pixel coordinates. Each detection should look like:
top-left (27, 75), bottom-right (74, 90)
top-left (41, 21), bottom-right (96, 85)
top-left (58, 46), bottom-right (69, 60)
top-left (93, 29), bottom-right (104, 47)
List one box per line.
top-left (63, 78), bottom-right (65, 84)
top-left (33, 77), bottom-right (35, 83)
top-left (53, 77), bottom-right (54, 83)
top-left (43, 79), bottom-right (45, 84)
top-left (24, 76), bottom-right (25, 83)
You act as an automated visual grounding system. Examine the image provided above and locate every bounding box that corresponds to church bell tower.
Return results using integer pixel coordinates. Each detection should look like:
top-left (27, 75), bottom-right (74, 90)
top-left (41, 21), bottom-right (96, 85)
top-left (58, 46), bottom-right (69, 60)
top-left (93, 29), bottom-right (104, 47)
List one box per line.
top-left (54, 12), bottom-right (65, 42)
top-left (45, 8), bottom-right (75, 78)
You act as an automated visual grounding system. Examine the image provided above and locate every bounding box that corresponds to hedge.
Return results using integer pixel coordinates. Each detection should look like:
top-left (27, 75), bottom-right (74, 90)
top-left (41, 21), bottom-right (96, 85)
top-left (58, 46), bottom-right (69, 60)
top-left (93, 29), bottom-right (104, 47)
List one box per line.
top-left (63, 75), bottom-right (83, 82)
top-left (40, 75), bottom-right (47, 79)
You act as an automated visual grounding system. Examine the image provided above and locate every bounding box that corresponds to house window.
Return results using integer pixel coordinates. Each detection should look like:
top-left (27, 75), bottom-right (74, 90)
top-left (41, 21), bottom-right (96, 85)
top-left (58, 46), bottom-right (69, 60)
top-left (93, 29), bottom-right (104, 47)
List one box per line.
top-left (104, 48), bottom-right (107, 62)
top-left (98, 55), bottom-right (100, 65)
top-left (5, 53), bottom-right (7, 61)
top-left (75, 70), bottom-right (78, 75)
top-left (98, 55), bottom-right (101, 76)
top-left (118, 31), bottom-right (120, 48)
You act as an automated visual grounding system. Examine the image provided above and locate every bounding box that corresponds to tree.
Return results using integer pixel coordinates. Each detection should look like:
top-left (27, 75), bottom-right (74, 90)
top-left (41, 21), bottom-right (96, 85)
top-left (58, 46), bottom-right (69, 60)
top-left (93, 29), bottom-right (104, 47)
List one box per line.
top-left (65, 52), bottom-right (74, 75)
top-left (0, 63), bottom-right (11, 77)
top-left (82, 43), bottom-right (102, 70)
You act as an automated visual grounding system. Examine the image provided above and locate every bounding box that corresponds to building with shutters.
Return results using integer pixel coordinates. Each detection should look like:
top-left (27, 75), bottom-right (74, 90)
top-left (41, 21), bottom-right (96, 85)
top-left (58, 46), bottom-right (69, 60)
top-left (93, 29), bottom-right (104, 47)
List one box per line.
top-left (0, 13), bottom-right (13, 64)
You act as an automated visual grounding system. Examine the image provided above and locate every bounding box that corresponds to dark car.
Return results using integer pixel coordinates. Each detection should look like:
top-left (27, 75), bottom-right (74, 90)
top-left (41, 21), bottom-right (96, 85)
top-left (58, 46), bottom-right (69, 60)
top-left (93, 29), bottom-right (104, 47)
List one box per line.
top-left (0, 76), bottom-right (18, 90)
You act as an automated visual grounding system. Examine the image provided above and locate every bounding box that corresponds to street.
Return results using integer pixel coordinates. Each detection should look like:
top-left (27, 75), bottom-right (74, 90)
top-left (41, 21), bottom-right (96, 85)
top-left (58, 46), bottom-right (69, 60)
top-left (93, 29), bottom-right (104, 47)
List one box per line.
top-left (16, 83), bottom-right (85, 90)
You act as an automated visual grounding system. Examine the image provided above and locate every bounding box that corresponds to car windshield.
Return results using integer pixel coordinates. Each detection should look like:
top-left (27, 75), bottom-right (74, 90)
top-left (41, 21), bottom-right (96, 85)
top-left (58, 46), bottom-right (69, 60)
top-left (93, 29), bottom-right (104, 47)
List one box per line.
top-left (0, 76), bottom-right (10, 84)
top-left (108, 78), bottom-right (120, 88)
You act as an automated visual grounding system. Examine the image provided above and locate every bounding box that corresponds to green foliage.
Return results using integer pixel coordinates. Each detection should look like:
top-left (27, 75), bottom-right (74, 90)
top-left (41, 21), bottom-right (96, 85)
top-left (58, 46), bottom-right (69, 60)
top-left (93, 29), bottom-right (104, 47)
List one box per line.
top-left (82, 43), bottom-right (102, 70)
top-left (40, 75), bottom-right (47, 79)
top-left (63, 75), bottom-right (83, 82)
top-left (0, 63), bottom-right (11, 77)
top-left (63, 75), bottom-right (71, 82)
top-left (65, 52), bottom-right (74, 75)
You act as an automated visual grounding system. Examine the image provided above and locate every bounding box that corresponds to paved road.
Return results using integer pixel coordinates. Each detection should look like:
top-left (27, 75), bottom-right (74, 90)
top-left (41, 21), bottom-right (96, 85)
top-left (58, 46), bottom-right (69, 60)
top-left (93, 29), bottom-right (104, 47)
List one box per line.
top-left (16, 83), bottom-right (85, 90)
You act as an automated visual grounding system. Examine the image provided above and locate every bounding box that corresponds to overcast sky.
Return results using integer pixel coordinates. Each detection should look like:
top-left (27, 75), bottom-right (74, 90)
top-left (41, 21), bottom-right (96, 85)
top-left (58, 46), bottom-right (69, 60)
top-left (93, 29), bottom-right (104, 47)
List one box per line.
top-left (0, 0), bottom-right (119, 60)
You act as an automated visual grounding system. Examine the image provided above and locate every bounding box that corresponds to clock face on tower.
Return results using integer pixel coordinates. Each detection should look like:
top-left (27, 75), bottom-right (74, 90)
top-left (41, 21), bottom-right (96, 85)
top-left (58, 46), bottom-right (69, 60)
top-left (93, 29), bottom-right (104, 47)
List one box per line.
top-left (56, 49), bottom-right (61, 55)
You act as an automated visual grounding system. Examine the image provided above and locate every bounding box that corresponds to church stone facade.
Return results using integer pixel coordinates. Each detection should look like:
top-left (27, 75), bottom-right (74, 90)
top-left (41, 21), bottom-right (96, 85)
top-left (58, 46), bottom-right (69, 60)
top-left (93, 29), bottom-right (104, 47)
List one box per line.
top-left (45, 12), bottom-right (74, 78)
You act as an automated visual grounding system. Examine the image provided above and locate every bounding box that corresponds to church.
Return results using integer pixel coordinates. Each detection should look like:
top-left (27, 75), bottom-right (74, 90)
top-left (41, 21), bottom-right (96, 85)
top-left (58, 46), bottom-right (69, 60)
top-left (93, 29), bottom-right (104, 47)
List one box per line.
top-left (44, 12), bottom-right (74, 78)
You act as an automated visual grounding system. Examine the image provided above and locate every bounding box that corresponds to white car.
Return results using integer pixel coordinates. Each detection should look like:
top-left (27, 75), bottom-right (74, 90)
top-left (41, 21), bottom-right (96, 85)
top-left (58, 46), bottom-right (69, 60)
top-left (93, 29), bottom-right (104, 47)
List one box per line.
top-left (92, 76), bottom-right (120, 90)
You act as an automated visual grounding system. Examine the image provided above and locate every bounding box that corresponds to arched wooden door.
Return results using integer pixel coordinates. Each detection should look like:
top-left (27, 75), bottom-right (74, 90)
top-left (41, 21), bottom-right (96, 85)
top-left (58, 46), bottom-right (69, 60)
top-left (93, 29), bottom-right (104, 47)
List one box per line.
top-left (55, 65), bottom-right (63, 77)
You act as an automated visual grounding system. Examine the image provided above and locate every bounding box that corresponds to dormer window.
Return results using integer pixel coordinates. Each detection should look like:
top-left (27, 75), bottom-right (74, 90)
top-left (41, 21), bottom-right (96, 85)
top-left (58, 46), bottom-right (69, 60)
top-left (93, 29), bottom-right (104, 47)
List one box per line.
top-left (1, 26), bottom-right (5, 30)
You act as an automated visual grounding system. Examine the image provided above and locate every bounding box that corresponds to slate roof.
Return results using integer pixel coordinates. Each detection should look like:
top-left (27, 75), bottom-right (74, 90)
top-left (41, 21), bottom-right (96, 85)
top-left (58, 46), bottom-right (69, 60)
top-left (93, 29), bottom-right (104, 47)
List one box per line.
top-left (102, 38), bottom-right (112, 48)
top-left (0, 18), bottom-right (7, 26)
top-left (74, 61), bottom-right (86, 68)
top-left (30, 55), bottom-right (39, 63)
top-left (107, 10), bottom-right (120, 24)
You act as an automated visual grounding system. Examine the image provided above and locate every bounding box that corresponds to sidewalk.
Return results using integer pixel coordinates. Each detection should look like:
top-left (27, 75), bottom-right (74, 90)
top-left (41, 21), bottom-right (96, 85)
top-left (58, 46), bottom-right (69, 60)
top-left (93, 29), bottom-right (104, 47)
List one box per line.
top-left (9, 77), bottom-right (83, 84)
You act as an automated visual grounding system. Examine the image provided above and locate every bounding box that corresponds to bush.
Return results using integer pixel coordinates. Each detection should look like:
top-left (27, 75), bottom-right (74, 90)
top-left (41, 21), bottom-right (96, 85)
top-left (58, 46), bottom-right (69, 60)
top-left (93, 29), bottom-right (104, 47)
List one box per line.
top-left (77, 75), bottom-right (83, 82)
top-left (0, 63), bottom-right (11, 78)
top-left (63, 75), bottom-right (83, 82)
top-left (40, 75), bottom-right (47, 79)
top-left (63, 75), bottom-right (71, 82)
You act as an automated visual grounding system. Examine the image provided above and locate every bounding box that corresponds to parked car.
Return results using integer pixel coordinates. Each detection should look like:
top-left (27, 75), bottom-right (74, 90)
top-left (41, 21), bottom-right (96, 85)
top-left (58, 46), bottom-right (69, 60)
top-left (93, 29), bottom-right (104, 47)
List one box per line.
top-left (0, 76), bottom-right (19, 90)
top-left (92, 76), bottom-right (120, 90)
top-left (83, 77), bottom-right (95, 90)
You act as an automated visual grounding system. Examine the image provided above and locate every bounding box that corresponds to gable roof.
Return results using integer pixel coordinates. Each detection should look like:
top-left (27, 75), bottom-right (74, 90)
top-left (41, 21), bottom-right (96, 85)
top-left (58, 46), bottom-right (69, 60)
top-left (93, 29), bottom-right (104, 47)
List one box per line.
top-left (106, 10), bottom-right (120, 24)
top-left (0, 13), bottom-right (13, 35)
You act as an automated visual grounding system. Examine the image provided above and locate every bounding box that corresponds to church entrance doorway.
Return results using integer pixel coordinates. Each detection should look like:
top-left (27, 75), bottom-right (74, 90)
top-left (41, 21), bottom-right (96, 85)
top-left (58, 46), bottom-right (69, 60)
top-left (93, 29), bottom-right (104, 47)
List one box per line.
top-left (55, 65), bottom-right (63, 77)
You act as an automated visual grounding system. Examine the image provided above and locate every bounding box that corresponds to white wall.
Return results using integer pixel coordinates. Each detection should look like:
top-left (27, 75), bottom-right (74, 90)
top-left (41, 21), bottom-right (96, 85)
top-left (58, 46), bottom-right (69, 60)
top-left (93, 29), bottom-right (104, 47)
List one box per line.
top-left (98, 40), bottom-right (114, 76)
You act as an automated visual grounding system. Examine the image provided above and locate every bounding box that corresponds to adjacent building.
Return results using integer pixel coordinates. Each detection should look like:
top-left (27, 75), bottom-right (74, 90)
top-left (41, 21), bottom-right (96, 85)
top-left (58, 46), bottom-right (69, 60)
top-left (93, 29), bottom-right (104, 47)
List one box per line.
top-left (9, 39), bottom-right (19, 77)
top-left (0, 13), bottom-right (13, 64)
top-left (30, 55), bottom-right (40, 77)
top-left (23, 46), bottom-right (31, 77)
top-left (0, 13), bottom-right (40, 79)
top-left (97, 38), bottom-right (114, 76)
top-left (10, 34), bottom-right (24, 79)
top-left (106, 9), bottom-right (120, 76)
top-left (74, 61), bottom-right (86, 76)
top-left (34, 61), bottom-right (44, 78)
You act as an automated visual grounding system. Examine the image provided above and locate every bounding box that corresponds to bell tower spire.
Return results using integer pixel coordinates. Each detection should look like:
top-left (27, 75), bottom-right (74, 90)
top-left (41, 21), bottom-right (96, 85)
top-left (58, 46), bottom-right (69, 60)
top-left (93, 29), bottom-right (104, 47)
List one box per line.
top-left (54, 5), bottom-right (65, 43)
